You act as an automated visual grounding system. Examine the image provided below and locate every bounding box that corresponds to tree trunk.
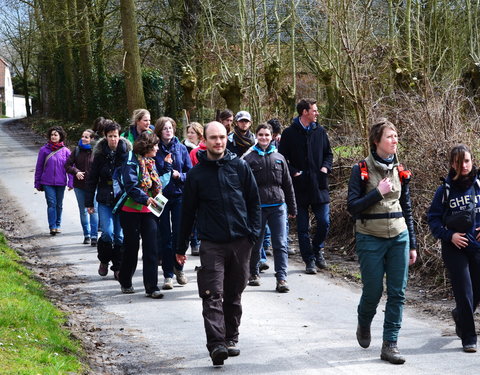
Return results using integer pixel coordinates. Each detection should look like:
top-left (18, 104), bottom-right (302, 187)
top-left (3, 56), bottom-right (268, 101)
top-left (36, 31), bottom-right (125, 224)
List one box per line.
top-left (119, 0), bottom-right (146, 113)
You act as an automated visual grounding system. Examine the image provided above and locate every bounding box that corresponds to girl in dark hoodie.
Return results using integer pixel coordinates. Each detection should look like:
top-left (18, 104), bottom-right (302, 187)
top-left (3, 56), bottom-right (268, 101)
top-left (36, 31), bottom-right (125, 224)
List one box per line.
top-left (428, 144), bottom-right (480, 353)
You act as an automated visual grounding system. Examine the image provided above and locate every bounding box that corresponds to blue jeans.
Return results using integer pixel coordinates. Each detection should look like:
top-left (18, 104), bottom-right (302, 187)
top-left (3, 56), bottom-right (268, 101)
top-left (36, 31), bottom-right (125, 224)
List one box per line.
top-left (296, 203), bottom-right (330, 263)
top-left (74, 188), bottom-right (98, 238)
top-left (43, 185), bottom-right (65, 230)
top-left (259, 225), bottom-right (271, 263)
top-left (250, 205), bottom-right (288, 281)
top-left (356, 230), bottom-right (409, 342)
top-left (159, 196), bottom-right (183, 278)
top-left (97, 202), bottom-right (123, 245)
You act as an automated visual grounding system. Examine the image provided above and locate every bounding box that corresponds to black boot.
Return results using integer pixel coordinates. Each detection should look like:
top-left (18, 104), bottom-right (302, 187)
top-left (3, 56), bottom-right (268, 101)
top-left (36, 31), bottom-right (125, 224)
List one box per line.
top-left (96, 238), bottom-right (113, 277)
top-left (356, 324), bottom-right (371, 348)
top-left (380, 341), bottom-right (405, 364)
top-left (315, 251), bottom-right (328, 269)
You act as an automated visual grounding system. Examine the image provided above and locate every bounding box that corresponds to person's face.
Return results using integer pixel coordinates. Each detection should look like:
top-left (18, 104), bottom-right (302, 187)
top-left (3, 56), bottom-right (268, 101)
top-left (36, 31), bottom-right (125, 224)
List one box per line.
top-left (375, 128), bottom-right (398, 157)
top-left (236, 119), bottom-right (251, 132)
top-left (222, 116), bottom-right (233, 129)
top-left (136, 114), bottom-right (151, 132)
top-left (453, 152), bottom-right (473, 176)
top-left (161, 121), bottom-right (175, 142)
top-left (106, 130), bottom-right (120, 150)
top-left (256, 128), bottom-right (272, 149)
top-left (81, 131), bottom-right (92, 145)
top-left (187, 127), bottom-right (199, 144)
top-left (205, 124), bottom-right (227, 159)
top-left (50, 131), bottom-right (61, 143)
top-left (144, 144), bottom-right (159, 158)
top-left (302, 104), bottom-right (318, 124)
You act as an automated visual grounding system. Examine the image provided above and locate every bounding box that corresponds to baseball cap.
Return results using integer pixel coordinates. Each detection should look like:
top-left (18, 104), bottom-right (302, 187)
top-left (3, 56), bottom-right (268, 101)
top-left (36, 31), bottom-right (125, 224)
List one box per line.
top-left (235, 111), bottom-right (251, 122)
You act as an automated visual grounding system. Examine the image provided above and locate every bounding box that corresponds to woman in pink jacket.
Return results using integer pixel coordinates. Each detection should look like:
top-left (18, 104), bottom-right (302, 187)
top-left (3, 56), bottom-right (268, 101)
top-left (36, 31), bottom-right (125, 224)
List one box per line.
top-left (34, 126), bottom-right (74, 235)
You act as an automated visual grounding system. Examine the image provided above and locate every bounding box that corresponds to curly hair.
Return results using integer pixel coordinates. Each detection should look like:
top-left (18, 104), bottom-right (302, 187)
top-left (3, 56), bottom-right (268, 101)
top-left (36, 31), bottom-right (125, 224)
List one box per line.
top-left (47, 126), bottom-right (67, 143)
top-left (133, 131), bottom-right (159, 156)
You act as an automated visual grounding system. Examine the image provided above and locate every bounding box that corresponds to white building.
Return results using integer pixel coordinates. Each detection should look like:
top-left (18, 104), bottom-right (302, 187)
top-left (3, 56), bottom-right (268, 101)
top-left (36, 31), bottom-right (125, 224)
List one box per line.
top-left (0, 57), bottom-right (31, 118)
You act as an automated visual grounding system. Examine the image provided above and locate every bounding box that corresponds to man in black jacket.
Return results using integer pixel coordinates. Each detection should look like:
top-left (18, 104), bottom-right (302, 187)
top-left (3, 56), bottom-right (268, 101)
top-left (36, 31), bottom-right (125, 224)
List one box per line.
top-left (176, 121), bottom-right (261, 367)
top-left (279, 98), bottom-right (333, 274)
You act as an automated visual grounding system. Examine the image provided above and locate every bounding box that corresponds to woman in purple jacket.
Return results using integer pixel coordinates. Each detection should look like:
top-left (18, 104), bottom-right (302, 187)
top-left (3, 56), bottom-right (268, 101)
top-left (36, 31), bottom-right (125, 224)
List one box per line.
top-left (34, 126), bottom-right (74, 235)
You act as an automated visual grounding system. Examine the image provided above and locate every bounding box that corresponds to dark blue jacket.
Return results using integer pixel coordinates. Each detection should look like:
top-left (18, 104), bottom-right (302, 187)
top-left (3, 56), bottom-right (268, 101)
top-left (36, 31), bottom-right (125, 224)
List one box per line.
top-left (121, 151), bottom-right (151, 206)
top-left (154, 136), bottom-right (192, 198)
top-left (278, 117), bottom-right (333, 205)
top-left (428, 173), bottom-right (480, 248)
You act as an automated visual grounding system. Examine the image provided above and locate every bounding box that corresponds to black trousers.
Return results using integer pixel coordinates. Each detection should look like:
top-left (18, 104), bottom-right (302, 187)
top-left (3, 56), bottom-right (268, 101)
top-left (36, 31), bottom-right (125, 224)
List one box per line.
top-left (119, 211), bottom-right (159, 294)
top-left (197, 237), bottom-right (252, 352)
top-left (442, 241), bottom-right (480, 346)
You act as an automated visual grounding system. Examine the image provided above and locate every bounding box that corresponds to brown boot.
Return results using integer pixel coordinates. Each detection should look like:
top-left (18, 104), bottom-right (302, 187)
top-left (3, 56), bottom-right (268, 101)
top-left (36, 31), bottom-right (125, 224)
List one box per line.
top-left (380, 341), bottom-right (405, 364)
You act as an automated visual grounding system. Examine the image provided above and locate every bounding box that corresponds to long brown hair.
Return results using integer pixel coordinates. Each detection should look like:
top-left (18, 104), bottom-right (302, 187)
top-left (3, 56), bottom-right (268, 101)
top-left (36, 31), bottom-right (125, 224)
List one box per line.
top-left (450, 144), bottom-right (472, 181)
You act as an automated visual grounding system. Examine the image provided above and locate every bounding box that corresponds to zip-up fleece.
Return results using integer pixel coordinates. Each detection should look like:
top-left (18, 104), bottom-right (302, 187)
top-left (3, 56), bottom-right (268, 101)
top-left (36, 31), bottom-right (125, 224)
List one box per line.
top-left (177, 149), bottom-right (261, 253)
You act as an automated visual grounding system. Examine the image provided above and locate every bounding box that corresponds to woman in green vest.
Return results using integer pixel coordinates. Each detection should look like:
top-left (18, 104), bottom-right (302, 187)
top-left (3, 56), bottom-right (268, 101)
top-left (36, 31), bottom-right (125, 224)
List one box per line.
top-left (347, 119), bottom-right (417, 365)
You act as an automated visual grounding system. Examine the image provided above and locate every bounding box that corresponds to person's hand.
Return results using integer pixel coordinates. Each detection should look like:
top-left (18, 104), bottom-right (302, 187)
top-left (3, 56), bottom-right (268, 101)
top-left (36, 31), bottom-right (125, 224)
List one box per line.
top-left (452, 232), bottom-right (468, 249)
top-left (377, 177), bottom-right (392, 195)
top-left (164, 153), bottom-right (173, 164)
top-left (146, 197), bottom-right (156, 207)
top-left (176, 254), bottom-right (187, 265)
top-left (288, 214), bottom-right (296, 219)
top-left (36, 187), bottom-right (43, 192)
top-left (172, 170), bottom-right (180, 179)
top-left (293, 171), bottom-right (302, 177)
top-left (409, 249), bottom-right (417, 265)
top-left (76, 171), bottom-right (85, 180)
top-left (87, 207), bottom-right (95, 214)
top-left (320, 167), bottom-right (328, 174)
top-left (67, 187), bottom-right (73, 191)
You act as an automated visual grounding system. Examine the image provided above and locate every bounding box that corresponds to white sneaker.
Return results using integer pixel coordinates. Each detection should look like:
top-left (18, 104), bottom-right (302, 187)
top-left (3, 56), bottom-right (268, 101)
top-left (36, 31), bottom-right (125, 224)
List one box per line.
top-left (162, 277), bottom-right (174, 290)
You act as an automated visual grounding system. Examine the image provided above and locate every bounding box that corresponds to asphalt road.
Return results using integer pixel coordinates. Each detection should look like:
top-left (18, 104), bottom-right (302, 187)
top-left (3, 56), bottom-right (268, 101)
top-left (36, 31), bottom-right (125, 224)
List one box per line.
top-left (0, 118), bottom-right (477, 374)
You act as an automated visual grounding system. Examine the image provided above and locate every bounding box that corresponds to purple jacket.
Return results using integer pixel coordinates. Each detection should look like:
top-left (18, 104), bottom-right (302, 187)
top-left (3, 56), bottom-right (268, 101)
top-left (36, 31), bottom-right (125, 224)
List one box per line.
top-left (34, 143), bottom-right (74, 189)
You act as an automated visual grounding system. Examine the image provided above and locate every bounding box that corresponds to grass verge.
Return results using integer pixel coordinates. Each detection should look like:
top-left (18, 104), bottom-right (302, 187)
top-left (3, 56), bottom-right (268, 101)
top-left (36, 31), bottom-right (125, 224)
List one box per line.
top-left (0, 233), bottom-right (87, 374)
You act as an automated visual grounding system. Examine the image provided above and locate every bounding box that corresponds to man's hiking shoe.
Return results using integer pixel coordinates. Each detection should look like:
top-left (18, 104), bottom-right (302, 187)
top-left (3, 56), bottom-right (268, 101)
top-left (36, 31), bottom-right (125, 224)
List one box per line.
top-left (162, 278), bottom-right (174, 290)
top-left (276, 280), bottom-right (290, 293)
top-left (315, 252), bottom-right (328, 269)
top-left (174, 268), bottom-right (188, 285)
top-left (259, 262), bottom-right (269, 272)
top-left (463, 344), bottom-right (477, 353)
top-left (146, 290), bottom-right (164, 299)
top-left (356, 324), bottom-right (371, 348)
top-left (83, 237), bottom-right (90, 244)
top-left (380, 341), bottom-right (405, 364)
top-left (305, 260), bottom-right (317, 274)
top-left (121, 286), bottom-right (135, 294)
top-left (98, 262), bottom-right (108, 277)
top-left (210, 345), bottom-right (228, 366)
top-left (226, 340), bottom-right (240, 356)
top-left (248, 275), bottom-right (261, 286)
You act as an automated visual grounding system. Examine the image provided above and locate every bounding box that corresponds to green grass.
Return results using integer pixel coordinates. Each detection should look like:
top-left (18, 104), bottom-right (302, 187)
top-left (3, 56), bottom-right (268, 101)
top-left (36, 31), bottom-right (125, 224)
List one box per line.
top-left (0, 234), bottom-right (86, 374)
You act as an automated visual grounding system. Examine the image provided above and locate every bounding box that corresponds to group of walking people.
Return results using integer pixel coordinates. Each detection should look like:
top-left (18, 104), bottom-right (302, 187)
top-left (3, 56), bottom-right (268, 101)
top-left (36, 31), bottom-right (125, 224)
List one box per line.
top-left (33, 98), bottom-right (480, 366)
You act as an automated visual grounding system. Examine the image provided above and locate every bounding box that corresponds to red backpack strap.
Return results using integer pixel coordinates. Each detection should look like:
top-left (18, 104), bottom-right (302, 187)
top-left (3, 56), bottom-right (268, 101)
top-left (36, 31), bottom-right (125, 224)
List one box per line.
top-left (397, 163), bottom-right (412, 184)
top-left (358, 160), bottom-right (368, 182)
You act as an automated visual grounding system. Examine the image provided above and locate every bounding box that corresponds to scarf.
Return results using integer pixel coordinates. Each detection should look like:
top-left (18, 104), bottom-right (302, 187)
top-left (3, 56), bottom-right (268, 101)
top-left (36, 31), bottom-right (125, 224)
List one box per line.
top-left (78, 139), bottom-right (92, 150)
top-left (183, 138), bottom-right (198, 150)
top-left (138, 155), bottom-right (162, 196)
top-left (48, 141), bottom-right (64, 151)
top-left (233, 126), bottom-right (254, 150)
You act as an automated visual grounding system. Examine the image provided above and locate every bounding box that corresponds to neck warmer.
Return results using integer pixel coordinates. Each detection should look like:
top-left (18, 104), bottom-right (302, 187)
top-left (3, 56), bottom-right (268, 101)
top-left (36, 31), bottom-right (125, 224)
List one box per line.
top-left (233, 126), bottom-right (254, 150)
top-left (48, 141), bottom-right (64, 151)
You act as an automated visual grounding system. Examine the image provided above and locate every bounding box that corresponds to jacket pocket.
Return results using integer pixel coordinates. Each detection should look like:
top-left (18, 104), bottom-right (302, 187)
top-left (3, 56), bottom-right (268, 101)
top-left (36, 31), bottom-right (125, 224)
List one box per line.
top-left (318, 171), bottom-right (329, 190)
